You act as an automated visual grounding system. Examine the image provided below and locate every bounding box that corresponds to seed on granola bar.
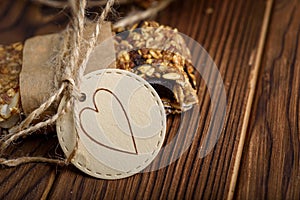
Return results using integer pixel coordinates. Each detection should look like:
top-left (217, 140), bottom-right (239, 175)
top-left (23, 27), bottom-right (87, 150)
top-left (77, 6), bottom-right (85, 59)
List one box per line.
top-left (162, 73), bottom-right (181, 80)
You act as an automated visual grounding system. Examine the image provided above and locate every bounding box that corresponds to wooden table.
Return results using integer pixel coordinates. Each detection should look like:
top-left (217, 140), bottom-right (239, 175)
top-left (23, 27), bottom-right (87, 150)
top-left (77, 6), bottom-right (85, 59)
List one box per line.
top-left (0, 0), bottom-right (299, 199)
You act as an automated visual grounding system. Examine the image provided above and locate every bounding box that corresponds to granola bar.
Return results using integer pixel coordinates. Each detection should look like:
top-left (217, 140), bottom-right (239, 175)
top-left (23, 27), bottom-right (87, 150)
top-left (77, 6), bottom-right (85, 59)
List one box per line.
top-left (0, 43), bottom-right (22, 128)
top-left (114, 21), bottom-right (198, 114)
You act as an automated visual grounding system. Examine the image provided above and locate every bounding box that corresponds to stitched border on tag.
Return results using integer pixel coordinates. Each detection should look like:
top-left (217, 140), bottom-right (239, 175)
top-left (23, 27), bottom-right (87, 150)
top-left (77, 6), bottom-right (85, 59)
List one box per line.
top-left (57, 69), bottom-right (166, 179)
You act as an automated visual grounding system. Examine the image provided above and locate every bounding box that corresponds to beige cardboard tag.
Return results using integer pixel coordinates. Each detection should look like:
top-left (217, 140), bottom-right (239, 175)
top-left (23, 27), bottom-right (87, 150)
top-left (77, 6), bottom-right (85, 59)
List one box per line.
top-left (56, 69), bottom-right (166, 179)
top-left (20, 22), bottom-right (115, 116)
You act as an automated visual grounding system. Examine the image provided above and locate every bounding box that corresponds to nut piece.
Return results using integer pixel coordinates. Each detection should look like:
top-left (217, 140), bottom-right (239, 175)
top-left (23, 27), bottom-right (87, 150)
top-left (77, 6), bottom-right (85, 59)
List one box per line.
top-left (163, 73), bottom-right (181, 80)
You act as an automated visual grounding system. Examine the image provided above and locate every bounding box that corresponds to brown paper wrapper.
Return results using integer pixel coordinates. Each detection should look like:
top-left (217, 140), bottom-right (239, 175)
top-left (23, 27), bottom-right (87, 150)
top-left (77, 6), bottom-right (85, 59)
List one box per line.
top-left (20, 22), bottom-right (115, 116)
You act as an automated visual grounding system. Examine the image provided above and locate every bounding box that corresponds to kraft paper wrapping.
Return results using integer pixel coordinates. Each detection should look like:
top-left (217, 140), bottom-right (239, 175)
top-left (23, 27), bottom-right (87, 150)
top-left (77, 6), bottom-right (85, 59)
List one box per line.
top-left (20, 22), bottom-right (115, 116)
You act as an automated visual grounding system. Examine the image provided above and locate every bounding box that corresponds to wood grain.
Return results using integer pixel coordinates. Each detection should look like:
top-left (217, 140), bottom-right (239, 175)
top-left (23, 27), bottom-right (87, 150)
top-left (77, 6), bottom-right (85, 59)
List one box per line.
top-left (0, 0), bottom-right (266, 199)
top-left (235, 0), bottom-right (300, 199)
top-left (2, 0), bottom-right (297, 199)
top-left (0, 135), bottom-right (61, 199)
top-left (47, 0), bottom-right (267, 199)
top-left (228, 0), bottom-right (274, 198)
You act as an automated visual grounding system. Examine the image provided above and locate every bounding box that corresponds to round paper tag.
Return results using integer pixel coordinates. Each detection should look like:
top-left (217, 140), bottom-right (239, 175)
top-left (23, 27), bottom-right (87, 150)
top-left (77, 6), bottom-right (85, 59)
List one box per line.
top-left (56, 69), bottom-right (166, 179)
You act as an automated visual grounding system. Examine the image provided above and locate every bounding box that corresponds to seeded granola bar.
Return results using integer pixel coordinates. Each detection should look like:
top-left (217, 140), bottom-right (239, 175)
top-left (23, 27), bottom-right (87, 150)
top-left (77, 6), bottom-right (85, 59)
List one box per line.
top-left (114, 21), bottom-right (198, 114)
top-left (0, 43), bottom-right (22, 128)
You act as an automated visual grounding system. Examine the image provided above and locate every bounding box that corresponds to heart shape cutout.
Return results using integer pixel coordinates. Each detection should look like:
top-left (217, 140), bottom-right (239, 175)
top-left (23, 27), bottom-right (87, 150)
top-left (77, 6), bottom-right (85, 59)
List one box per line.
top-left (79, 88), bottom-right (138, 155)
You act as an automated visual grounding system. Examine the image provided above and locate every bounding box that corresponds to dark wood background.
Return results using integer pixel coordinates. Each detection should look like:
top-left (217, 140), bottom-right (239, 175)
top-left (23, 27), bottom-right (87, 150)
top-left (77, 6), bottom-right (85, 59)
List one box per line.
top-left (0, 0), bottom-right (299, 199)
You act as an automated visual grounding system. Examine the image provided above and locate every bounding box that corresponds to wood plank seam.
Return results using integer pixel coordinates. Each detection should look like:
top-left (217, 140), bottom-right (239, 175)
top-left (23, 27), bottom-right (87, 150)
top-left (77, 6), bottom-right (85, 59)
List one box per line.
top-left (227, 0), bottom-right (274, 199)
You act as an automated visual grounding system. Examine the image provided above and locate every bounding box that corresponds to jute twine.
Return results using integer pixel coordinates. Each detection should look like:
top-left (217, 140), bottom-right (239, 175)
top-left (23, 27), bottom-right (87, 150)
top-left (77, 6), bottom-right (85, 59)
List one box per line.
top-left (0, 0), bottom-right (115, 166)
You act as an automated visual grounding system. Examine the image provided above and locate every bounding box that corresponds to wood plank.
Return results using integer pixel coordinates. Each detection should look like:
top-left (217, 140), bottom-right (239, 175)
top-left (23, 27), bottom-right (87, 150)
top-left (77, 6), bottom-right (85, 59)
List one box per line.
top-left (47, 0), bottom-right (267, 199)
top-left (227, 0), bottom-right (274, 198)
top-left (0, 135), bottom-right (60, 199)
top-left (235, 0), bottom-right (300, 199)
